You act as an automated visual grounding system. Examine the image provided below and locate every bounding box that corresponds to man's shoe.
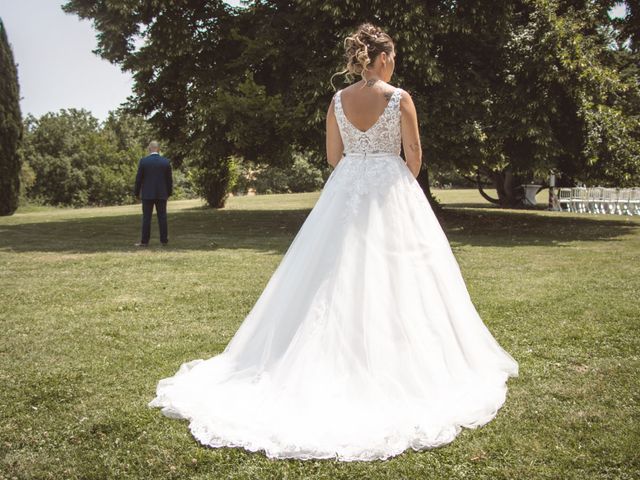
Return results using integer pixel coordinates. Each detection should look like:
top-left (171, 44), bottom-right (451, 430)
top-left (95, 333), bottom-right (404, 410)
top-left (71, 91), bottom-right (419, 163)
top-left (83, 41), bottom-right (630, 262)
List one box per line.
top-left (134, 242), bottom-right (149, 247)
top-left (161, 241), bottom-right (169, 246)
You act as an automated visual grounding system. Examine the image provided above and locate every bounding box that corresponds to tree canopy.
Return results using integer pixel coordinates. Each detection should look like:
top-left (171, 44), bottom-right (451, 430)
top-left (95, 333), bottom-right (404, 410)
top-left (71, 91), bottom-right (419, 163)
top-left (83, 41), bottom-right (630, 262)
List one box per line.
top-left (63, 0), bottom-right (640, 209)
top-left (21, 109), bottom-right (153, 207)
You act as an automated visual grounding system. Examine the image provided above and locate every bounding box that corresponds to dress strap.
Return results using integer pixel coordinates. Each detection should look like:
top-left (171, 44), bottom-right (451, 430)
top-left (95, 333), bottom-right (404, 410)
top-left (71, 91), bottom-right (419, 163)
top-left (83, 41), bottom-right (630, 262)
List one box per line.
top-left (391, 88), bottom-right (403, 113)
top-left (333, 89), bottom-right (343, 124)
top-left (334, 90), bottom-right (343, 110)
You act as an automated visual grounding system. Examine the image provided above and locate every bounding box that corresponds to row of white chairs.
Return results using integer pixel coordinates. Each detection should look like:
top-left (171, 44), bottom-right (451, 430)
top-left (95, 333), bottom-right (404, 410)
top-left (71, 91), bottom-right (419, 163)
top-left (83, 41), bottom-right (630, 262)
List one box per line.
top-left (556, 187), bottom-right (640, 215)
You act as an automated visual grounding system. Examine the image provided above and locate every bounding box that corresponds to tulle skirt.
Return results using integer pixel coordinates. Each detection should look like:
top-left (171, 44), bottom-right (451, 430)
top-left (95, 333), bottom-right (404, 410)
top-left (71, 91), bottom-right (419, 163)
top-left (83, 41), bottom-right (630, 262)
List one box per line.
top-left (148, 152), bottom-right (519, 461)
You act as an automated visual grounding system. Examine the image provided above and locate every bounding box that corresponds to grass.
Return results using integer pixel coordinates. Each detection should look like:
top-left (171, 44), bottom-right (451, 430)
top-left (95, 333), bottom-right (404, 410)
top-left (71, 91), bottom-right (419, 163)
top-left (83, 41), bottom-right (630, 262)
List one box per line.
top-left (1, 188), bottom-right (638, 480)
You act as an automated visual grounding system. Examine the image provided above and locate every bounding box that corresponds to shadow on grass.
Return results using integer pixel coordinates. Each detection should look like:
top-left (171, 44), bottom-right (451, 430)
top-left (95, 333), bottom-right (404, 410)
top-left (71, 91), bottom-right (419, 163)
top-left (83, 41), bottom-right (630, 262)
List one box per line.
top-left (440, 202), bottom-right (499, 209)
top-left (0, 203), bottom-right (637, 254)
top-left (0, 208), bottom-right (312, 254)
top-left (439, 206), bottom-right (638, 247)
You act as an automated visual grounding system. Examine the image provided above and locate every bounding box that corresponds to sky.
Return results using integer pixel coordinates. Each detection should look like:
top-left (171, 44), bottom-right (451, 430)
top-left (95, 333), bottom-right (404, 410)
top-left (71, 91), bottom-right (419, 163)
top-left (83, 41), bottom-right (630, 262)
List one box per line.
top-left (0, 1), bottom-right (628, 122)
top-left (0, 0), bottom-right (244, 121)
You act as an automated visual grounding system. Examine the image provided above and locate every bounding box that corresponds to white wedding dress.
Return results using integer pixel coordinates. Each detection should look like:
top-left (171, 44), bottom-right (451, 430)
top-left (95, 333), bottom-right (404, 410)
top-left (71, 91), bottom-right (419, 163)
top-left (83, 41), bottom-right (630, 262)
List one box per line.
top-left (148, 87), bottom-right (519, 461)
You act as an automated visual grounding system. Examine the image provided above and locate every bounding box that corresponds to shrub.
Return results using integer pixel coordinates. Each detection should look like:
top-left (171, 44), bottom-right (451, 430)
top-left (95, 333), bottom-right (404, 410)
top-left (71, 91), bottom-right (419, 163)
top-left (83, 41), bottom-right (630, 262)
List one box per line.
top-left (234, 152), bottom-right (327, 195)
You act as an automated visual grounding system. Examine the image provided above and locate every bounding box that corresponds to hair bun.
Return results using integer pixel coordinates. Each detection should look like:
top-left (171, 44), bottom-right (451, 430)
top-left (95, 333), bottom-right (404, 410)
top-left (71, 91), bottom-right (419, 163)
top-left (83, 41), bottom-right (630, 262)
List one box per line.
top-left (330, 23), bottom-right (394, 89)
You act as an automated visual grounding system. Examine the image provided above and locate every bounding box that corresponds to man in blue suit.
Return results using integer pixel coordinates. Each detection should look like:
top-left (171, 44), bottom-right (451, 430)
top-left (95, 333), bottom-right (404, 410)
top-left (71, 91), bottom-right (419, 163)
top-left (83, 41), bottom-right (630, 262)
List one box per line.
top-left (134, 141), bottom-right (173, 246)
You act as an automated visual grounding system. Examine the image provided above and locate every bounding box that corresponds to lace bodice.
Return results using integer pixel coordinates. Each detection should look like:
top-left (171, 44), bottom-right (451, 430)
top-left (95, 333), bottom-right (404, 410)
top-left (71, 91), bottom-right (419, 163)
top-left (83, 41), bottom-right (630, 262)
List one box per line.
top-left (334, 87), bottom-right (403, 155)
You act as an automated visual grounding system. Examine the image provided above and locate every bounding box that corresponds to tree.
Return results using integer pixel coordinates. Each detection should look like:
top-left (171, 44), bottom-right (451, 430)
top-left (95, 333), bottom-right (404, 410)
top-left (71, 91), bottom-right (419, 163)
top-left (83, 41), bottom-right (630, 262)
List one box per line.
top-left (0, 18), bottom-right (23, 216)
top-left (62, 0), bottom-right (442, 208)
top-left (22, 109), bottom-right (152, 207)
top-left (63, 0), bottom-right (640, 211)
top-left (244, 0), bottom-right (639, 205)
top-left (610, 1), bottom-right (640, 182)
top-left (614, 0), bottom-right (639, 53)
top-left (63, 0), bottom-right (295, 208)
top-left (466, 0), bottom-right (640, 205)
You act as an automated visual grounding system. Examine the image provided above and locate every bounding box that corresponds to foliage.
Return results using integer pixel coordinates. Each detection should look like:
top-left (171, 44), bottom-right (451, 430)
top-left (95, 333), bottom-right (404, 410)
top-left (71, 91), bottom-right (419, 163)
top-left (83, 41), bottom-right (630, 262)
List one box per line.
top-left (0, 18), bottom-right (22, 216)
top-left (63, 0), bottom-right (297, 208)
top-left (411, 0), bottom-right (640, 205)
top-left (190, 156), bottom-right (239, 208)
top-left (17, 160), bottom-right (35, 201)
top-left (286, 153), bottom-right (328, 193)
top-left (234, 152), bottom-right (328, 195)
top-left (613, 0), bottom-right (639, 53)
top-left (63, 0), bottom-right (640, 210)
top-left (171, 168), bottom-right (198, 200)
top-left (21, 109), bottom-right (159, 207)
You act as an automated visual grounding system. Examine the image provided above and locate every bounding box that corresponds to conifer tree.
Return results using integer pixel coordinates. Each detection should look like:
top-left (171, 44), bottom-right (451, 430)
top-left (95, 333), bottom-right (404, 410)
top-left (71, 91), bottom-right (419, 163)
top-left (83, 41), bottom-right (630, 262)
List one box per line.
top-left (0, 18), bottom-right (22, 216)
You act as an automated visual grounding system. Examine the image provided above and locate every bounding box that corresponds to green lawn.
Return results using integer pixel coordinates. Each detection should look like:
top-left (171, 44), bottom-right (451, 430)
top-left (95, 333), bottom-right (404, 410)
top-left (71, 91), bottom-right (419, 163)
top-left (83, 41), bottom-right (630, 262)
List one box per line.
top-left (1, 189), bottom-right (638, 479)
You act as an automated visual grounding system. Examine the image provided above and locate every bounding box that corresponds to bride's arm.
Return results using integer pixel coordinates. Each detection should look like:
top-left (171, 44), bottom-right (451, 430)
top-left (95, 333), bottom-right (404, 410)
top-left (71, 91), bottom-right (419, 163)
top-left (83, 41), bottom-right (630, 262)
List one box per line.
top-left (326, 97), bottom-right (344, 168)
top-left (400, 91), bottom-right (422, 178)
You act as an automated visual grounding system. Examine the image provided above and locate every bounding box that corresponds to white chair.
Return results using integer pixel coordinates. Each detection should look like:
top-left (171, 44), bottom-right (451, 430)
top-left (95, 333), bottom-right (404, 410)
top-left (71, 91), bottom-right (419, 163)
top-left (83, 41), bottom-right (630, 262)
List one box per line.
top-left (554, 185), bottom-right (640, 215)
top-left (615, 188), bottom-right (632, 215)
top-left (571, 187), bottom-right (588, 213)
top-left (587, 187), bottom-right (603, 214)
top-left (558, 188), bottom-right (572, 212)
top-left (601, 188), bottom-right (617, 215)
top-left (629, 187), bottom-right (640, 215)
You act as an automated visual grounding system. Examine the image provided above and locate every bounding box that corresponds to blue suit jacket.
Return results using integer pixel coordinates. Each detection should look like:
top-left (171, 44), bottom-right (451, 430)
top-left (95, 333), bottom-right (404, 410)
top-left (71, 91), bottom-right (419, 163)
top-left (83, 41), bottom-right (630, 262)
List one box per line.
top-left (134, 153), bottom-right (173, 200)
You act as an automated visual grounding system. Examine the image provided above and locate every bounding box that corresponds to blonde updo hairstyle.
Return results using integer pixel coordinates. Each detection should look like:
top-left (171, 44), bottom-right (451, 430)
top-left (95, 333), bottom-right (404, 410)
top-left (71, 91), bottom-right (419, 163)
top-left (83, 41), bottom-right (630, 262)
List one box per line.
top-left (331, 23), bottom-right (394, 90)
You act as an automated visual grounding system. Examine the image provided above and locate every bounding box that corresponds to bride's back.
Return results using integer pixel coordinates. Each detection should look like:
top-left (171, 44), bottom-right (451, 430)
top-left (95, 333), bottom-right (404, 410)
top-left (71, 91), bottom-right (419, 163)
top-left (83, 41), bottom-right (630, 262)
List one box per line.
top-left (339, 83), bottom-right (397, 133)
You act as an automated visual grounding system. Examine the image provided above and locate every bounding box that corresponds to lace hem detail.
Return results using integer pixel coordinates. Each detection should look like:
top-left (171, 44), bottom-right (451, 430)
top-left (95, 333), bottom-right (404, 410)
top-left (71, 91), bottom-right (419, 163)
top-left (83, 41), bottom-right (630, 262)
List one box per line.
top-left (149, 371), bottom-right (512, 462)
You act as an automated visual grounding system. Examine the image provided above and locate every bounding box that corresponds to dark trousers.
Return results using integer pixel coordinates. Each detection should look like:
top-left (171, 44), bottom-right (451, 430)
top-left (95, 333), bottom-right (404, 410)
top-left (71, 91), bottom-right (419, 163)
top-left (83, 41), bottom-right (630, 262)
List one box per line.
top-left (141, 199), bottom-right (168, 244)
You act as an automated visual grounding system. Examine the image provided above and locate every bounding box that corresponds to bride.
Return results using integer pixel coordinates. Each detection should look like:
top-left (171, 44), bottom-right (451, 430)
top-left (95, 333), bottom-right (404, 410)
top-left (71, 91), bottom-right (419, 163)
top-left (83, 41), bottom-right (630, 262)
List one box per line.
top-left (148, 23), bottom-right (519, 462)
